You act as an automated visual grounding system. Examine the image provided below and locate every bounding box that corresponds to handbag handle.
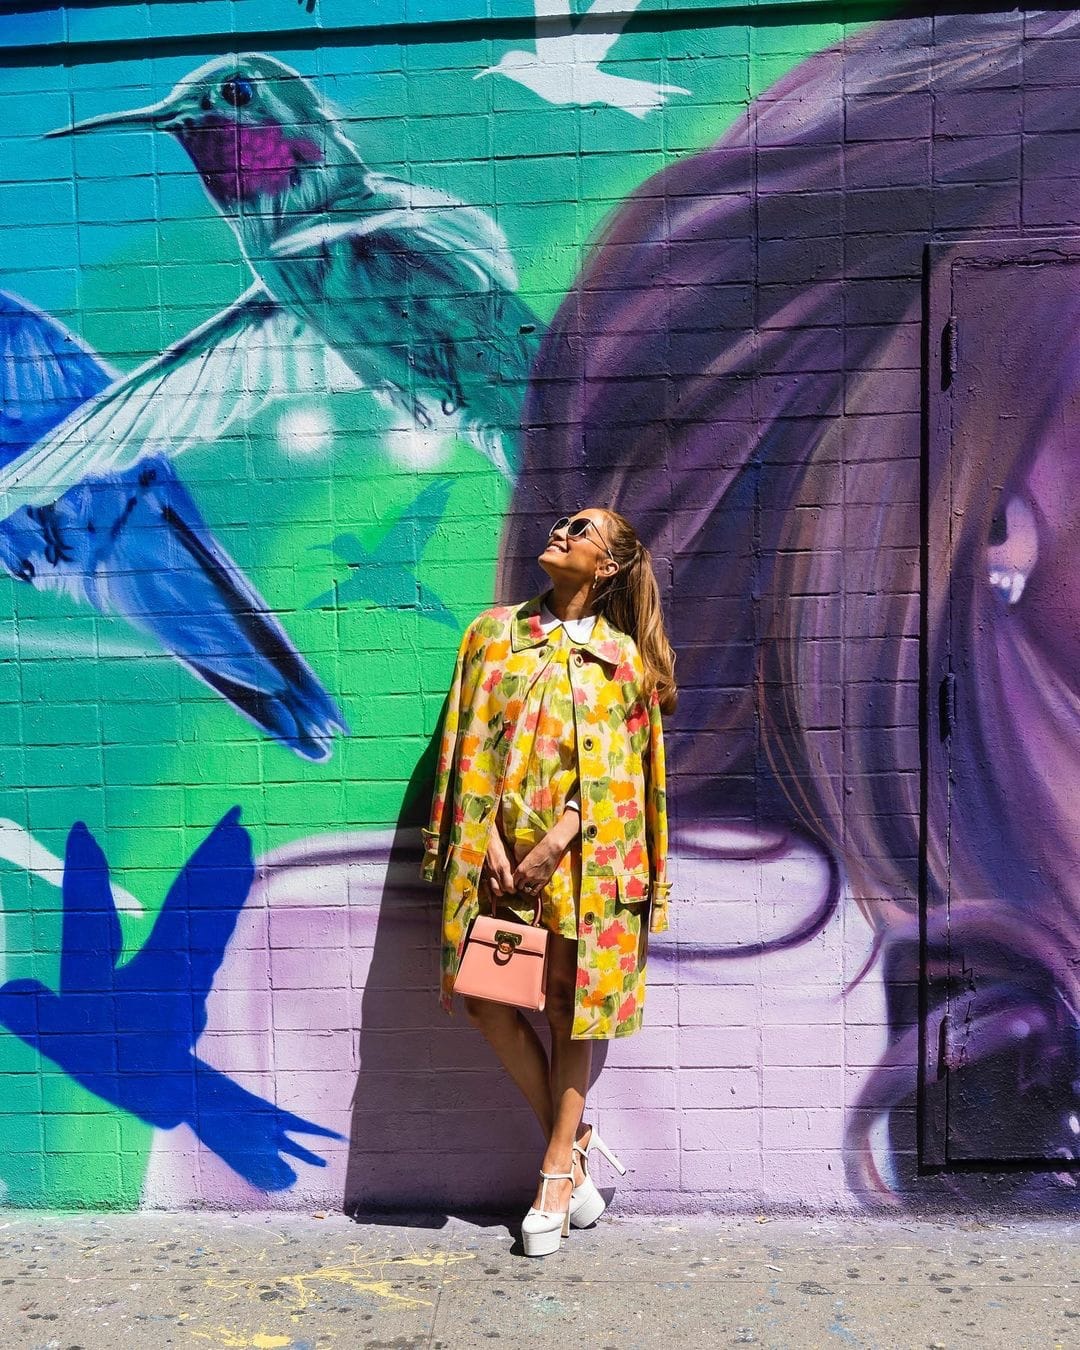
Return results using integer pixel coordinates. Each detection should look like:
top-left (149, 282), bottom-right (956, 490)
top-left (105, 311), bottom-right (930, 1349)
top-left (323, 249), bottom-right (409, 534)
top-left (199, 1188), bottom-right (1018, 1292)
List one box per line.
top-left (488, 878), bottom-right (542, 927)
top-left (485, 797), bottom-right (543, 927)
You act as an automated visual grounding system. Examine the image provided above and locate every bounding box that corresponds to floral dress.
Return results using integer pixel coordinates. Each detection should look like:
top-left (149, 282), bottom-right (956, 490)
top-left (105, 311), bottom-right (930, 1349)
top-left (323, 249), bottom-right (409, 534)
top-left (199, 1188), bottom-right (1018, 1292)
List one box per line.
top-left (498, 622), bottom-right (581, 938)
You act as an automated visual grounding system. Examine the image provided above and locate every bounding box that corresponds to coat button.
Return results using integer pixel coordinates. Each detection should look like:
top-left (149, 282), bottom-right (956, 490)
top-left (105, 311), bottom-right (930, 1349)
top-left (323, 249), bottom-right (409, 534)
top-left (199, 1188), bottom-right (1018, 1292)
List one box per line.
top-left (584, 823), bottom-right (598, 841)
top-left (573, 652), bottom-right (584, 666)
top-left (582, 735), bottom-right (595, 751)
top-left (583, 912), bottom-right (595, 927)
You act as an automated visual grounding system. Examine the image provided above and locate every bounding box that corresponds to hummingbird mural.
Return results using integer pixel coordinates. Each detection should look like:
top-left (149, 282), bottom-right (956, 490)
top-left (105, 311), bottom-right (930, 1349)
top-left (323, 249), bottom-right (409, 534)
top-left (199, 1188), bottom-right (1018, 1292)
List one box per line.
top-left (0, 54), bottom-right (539, 524)
top-left (0, 291), bottom-right (345, 762)
top-left (306, 478), bottom-right (456, 626)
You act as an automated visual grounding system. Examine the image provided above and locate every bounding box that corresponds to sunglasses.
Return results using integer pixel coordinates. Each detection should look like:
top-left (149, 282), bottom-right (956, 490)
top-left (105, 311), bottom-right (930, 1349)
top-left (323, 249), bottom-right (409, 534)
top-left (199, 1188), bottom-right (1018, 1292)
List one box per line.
top-left (548, 515), bottom-right (616, 563)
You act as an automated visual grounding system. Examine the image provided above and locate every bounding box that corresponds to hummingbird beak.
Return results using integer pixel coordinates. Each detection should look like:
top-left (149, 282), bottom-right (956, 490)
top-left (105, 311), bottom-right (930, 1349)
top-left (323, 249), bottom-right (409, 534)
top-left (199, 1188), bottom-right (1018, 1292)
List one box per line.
top-left (45, 97), bottom-right (178, 138)
top-left (473, 68), bottom-right (496, 80)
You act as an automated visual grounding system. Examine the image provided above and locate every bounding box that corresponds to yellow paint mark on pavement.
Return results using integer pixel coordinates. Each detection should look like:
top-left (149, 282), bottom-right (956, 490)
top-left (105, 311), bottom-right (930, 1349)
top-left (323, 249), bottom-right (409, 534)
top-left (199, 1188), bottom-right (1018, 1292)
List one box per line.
top-left (204, 1250), bottom-right (474, 1316)
top-left (191, 1331), bottom-right (291, 1348)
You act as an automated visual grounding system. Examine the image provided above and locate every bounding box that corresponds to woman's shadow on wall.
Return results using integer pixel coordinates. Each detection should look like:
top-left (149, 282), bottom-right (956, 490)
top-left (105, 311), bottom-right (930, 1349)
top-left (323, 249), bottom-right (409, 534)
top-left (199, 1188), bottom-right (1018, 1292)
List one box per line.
top-left (343, 738), bottom-right (608, 1228)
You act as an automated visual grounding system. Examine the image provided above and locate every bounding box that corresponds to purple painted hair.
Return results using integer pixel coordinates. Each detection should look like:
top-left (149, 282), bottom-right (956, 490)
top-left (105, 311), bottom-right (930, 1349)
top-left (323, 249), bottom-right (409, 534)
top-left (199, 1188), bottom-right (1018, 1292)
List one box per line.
top-left (500, 10), bottom-right (1080, 1203)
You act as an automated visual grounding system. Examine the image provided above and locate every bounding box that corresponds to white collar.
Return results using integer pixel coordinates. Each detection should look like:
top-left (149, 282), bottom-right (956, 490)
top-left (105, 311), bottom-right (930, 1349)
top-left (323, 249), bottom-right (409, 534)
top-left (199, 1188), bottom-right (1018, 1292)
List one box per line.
top-left (539, 602), bottom-right (597, 643)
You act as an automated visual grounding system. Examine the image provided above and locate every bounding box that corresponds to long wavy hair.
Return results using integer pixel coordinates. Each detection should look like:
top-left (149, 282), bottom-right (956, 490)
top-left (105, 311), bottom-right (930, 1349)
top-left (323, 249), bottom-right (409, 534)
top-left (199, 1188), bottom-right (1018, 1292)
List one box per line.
top-left (500, 9), bottom-right (1080, 1205)
top-left (593, 510), bottom-right (677, 714)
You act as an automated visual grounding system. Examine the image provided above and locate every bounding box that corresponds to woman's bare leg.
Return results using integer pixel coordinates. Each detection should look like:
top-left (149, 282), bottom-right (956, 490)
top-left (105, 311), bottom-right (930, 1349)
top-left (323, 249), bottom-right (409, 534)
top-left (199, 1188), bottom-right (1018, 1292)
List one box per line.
top-left (463, 997), bottom-right (554, 1136)
top-left (535, 935), bottom-right (593, 1210)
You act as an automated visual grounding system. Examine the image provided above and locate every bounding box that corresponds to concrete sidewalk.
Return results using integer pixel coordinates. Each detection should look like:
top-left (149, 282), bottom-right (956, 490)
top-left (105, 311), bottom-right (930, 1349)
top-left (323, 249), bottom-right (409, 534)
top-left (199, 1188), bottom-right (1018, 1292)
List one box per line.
top-left (0, 1208), bottom-right (1075, 1349)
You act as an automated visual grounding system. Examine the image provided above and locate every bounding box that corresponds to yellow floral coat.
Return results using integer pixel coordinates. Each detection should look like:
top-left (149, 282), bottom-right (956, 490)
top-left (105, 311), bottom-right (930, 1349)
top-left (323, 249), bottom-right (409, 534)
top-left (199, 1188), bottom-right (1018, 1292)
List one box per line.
top-left (422, 594), bottom-right (670, 1039)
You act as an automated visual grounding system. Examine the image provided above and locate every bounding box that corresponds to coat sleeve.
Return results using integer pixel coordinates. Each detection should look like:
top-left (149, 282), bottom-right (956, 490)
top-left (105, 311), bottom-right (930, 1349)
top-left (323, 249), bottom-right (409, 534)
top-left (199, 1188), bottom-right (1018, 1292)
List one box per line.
top-left (421, 625), bottom-right (473, 883)
top-left (645, 688), bottom-right (671, 934)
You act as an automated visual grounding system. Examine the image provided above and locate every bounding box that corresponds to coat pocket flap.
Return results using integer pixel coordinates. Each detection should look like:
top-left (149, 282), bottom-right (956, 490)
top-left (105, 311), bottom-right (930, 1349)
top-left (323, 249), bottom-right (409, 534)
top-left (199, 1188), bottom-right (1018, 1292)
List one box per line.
top-left (449, 843), bottom-right (486, 867)
top-left (617, 872), bottom-right (651, 904)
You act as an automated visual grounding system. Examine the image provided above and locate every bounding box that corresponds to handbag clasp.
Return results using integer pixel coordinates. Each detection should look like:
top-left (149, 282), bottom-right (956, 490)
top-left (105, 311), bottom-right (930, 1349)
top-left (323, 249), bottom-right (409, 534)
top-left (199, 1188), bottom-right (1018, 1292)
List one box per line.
top-left (494, 929), bottom-right (523, 957)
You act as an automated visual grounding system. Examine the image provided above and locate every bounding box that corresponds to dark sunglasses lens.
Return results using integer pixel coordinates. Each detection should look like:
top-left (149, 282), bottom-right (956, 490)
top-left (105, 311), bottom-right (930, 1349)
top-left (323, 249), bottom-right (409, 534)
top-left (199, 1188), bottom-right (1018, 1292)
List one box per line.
top-left (567, 518), bottom-right (589, 537)
top-left (549, 516), bottom-right (570, 536)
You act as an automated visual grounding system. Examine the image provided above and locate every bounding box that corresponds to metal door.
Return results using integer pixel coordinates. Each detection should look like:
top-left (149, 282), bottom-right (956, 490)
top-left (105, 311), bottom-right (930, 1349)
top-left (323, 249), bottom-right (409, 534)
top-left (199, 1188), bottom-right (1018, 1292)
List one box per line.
top-left (924, 238), bottom-right (1080, 1170)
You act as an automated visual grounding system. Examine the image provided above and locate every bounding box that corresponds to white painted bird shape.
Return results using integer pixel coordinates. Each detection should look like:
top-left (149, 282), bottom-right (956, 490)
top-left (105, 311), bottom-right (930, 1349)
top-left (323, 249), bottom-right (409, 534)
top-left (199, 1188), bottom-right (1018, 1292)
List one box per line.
top-left (0, 54), bottom-right (540, 519)
top-left (478, 0), bottom-right (690, 118)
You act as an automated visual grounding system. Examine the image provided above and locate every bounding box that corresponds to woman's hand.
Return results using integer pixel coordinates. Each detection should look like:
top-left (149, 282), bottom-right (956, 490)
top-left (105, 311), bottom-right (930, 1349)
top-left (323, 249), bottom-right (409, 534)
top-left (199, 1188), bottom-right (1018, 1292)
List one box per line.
top-left (512, 809), bottom-right (581, 898)
top-left (483, 827), bottom-right (516, 899)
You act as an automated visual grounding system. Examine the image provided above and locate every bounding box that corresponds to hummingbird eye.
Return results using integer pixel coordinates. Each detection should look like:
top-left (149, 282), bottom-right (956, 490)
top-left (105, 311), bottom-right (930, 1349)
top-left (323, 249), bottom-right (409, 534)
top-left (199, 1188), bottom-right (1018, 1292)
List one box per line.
top-left (221, 77), bottom-right (255, 108)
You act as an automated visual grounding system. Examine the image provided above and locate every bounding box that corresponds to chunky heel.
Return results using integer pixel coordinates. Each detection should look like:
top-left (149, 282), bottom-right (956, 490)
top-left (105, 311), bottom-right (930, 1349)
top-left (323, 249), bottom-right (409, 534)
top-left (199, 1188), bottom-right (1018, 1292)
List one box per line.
top-left (521, 1170), bottom-right (574, 1257)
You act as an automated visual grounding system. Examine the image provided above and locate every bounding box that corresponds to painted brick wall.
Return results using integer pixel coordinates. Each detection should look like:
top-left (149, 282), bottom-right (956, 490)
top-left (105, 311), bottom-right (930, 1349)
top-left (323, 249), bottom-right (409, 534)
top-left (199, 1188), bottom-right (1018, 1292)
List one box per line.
top-left (0, 1), bottom-right (1076, 1213)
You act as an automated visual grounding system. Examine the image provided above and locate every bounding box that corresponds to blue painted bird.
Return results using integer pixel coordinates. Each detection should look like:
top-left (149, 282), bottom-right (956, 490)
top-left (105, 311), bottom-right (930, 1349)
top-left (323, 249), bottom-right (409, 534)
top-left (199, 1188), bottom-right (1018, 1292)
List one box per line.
top-left (0, 808), bottom-right (342, 1191)
top-left (307, 478), bottom-right (457, 627)
top-left (0, 290), bottom-right (110, 467)
top-left (0, 54), bottom-right (539, 520)
top-left (0, 292), bottom-right (345, 761)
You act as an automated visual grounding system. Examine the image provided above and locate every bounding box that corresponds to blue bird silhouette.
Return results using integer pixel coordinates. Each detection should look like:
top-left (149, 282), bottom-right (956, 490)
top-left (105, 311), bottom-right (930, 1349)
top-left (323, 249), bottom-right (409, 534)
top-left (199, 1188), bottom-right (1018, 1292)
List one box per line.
top-left (307, 478), bottom-right (457, 627)
top-left (0, 808), bottom-right (342, 1192)
top-left (0, 292), bottom-right (346, 760)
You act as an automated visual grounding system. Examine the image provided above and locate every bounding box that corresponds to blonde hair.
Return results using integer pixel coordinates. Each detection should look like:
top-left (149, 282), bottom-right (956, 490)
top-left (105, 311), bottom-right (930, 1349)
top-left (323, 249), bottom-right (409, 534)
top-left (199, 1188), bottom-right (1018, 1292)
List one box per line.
top-left (593, 510), bottom-right (677, 715)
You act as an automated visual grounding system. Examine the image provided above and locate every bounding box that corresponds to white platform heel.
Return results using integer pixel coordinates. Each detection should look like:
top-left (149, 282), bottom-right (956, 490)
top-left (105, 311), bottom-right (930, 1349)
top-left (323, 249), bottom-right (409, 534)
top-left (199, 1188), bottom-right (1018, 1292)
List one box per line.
top-left (521, 1170), bottom-right (574, 1257)
top-left (569, 1127), bottom-right (627, 1229)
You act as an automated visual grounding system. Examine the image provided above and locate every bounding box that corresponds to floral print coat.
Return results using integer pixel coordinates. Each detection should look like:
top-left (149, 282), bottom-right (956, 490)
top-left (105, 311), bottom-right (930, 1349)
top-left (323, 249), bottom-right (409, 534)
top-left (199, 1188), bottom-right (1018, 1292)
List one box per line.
top-left (422, 594), bottom-right (670, 1039)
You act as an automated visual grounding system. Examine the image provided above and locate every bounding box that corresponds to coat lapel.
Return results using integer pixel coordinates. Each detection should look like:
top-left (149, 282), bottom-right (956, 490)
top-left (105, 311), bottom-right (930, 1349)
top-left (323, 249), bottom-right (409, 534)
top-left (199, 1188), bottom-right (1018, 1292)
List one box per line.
top-left (510, 593), bottom-right (633, 669)
top-left (510, 594), bottom-right (547, 652)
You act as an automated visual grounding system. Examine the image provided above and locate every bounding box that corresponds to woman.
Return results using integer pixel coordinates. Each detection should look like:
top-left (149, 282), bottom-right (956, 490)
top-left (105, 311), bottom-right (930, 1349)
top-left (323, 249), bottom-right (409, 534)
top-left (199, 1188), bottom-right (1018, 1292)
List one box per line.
top-left (422, 508), bottom-right (676, 1254)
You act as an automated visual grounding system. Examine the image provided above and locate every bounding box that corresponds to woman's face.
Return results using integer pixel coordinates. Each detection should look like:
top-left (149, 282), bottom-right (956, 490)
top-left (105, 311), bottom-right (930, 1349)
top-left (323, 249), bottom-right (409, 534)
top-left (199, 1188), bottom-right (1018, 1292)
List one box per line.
top-left (537, 508), bottom-right (616, 587)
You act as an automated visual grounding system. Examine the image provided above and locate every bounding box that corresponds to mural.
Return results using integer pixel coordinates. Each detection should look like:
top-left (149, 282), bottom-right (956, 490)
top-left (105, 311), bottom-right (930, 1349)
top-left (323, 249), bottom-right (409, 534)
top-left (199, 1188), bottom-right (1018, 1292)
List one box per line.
top-left (0, 2), bottom-right (1077, 1212)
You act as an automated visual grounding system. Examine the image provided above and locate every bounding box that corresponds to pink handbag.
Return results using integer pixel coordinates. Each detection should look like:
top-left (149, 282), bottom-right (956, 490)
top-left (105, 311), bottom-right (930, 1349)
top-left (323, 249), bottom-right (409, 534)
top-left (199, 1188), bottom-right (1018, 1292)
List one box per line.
top-left (454, 889), bottom-right (549, 1012)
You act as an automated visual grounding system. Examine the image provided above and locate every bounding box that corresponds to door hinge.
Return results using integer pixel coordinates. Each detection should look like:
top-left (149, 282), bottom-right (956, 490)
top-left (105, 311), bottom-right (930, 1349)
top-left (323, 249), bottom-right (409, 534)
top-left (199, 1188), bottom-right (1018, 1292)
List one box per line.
top-left (942, 314), bottom-right (958, 388)
top-left (938, 1012), bottom-right (968, 1076)
top-left (938, 671), bottom-right (957, 741)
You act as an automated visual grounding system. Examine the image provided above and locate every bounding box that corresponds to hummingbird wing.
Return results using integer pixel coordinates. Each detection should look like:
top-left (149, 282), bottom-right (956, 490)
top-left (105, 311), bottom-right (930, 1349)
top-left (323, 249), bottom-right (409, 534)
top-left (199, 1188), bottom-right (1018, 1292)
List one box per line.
top-left (369, 479), bottom-right (453, 564)
top-left (0, 284), bottom-right (364, 516)
top-left (406, 478), bottom-right (454, 555)
top-left (0, 290), bottom-right (115, 467)
top-left (533, 0), bottom-right (575, 42)
top-left (0, 457), bottom-right (348, 761)
top-left (570, 0), bottom-right (637, 64)
top-left (120, 807), bottom-right (254, 1031)
top-left (58, 821), bottom-right (124, 996)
